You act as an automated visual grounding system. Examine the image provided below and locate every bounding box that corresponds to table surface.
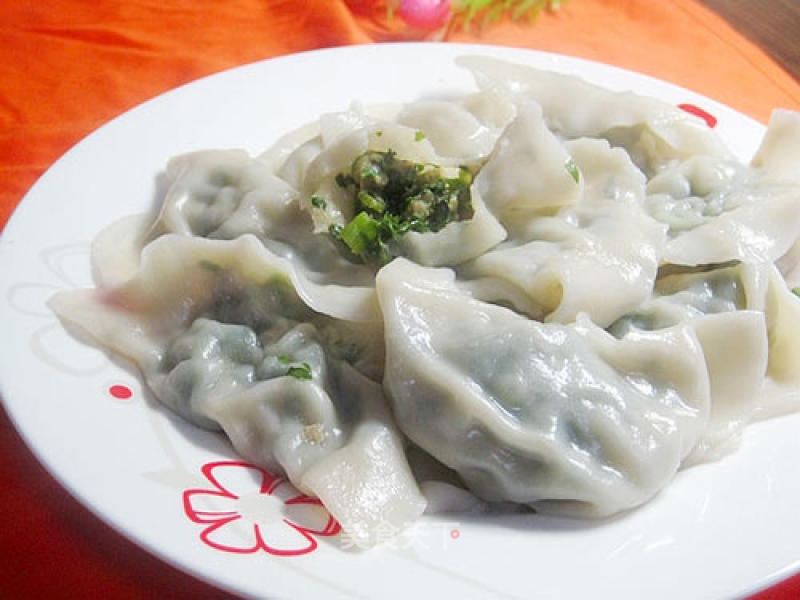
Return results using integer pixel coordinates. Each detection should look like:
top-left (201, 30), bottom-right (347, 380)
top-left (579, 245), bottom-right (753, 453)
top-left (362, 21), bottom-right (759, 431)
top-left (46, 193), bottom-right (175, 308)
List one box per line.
top-left (698, 0), bottom-right (800, 83)
top-left (1, 1), bottom-right (800, 598)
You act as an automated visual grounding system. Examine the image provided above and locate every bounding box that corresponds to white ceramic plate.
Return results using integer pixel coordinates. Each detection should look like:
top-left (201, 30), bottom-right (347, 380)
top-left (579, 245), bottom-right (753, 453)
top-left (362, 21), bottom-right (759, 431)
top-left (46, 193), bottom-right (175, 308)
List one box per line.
top-left (1, 43), bottom-right (799, 600)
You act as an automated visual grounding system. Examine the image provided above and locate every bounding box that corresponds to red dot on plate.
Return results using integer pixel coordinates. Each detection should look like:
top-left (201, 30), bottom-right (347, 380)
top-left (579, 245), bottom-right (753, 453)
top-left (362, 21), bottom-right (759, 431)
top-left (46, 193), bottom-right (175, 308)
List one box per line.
top-left (677, 103), bottom-right (718, 128)
top-left (109, 384), bottom-right (133, 400)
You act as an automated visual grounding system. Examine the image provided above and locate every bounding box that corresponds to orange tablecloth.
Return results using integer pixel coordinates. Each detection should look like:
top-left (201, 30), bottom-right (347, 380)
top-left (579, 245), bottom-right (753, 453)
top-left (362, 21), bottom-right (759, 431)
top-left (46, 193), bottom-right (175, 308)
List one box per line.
top-left (1, 2), bottom-right (799, 598)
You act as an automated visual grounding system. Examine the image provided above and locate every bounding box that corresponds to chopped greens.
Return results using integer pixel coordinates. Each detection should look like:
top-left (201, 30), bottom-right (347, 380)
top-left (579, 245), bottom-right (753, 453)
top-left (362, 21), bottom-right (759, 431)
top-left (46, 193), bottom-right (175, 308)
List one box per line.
top-left (793, 287), bottom-right (800, 298)
top-left (286, 362), bottom-right (313, 380)
top-left (277, 355), bottom-right (313, 379)
top-left (328, 150), bottom-right (475, 263)
top-left (198, 259), bottom-right (222, 272)
top-left (414, 130), bottom-right (426, 142)
top-left (565, 158), bottom-right (580, 183)
top-left (311, 195), bottom-right (327, 210)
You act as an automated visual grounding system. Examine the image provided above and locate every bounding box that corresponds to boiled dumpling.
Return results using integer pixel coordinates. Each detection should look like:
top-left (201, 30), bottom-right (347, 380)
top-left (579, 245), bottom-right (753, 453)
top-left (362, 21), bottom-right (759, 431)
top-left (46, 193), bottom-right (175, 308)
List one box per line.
top-left (463, 137), bottom-right (665, 326)
top-left (458, 55), bottom-right (732, 175)
top-left (50, 234), bottom-right (425, 545)
top-left (377, 258), bottom-right (710, 517)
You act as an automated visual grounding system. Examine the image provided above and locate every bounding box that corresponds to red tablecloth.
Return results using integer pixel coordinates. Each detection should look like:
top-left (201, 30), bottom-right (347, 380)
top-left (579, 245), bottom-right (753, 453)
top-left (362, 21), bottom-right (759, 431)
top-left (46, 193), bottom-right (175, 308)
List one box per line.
top-left (2, 2), bottom-right (800, 598)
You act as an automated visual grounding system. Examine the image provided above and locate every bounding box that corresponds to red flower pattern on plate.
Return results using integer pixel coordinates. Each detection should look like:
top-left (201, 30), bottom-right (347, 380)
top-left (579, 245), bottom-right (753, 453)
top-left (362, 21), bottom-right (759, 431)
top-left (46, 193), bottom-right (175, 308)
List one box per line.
top-left (183, 461), bottom-right (340, 556)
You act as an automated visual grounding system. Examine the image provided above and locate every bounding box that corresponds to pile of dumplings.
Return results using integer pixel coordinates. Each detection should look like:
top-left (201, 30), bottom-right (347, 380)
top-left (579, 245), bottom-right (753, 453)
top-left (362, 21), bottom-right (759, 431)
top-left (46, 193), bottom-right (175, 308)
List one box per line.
top-left (51, 56), bottom-right (800, 547)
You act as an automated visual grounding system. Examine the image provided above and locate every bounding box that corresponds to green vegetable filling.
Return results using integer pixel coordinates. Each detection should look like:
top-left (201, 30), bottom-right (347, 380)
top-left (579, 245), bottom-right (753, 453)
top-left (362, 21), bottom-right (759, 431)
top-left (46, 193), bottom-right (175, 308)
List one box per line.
top-left (198, 259), bottom-right (222, 272)
top-left (565, 158), bottom-right (580, 184)
top-left (286, 362), bottom-right (313, 380)
top-left (329, 150), bottom-right (474, 263)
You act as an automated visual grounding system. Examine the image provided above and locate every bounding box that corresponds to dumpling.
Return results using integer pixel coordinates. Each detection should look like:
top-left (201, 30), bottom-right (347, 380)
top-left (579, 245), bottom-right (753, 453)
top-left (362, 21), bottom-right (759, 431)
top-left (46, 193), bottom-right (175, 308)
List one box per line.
top-left (758, 266), bottom-right (800, 418)
top-left (127, 150), bottom-right (380, 321)
top-left (475, 101), bottom-right (583, 226)
top-left (377, 258), bottom-right (710, 517)
top-left (50, 234), bottom-right (426, 545)
top-left (751, 109), bottom-right (800, 283)
top-left (462, 137), bottom-right (665, 327)
top-left (457, 55), bottom-right (732, 175)
top-left (610, 263), bottom-right (770, 461)
top-left (299, 116), bottom-right (507, 267)
top-left (644, 155), bottom-right (800, 266)
top-left (395, 90), bottom-right (516, 163)
top-left (610, 261), bottom-right (800, 459)
top-left (751, 109), bottom-right (800, 182)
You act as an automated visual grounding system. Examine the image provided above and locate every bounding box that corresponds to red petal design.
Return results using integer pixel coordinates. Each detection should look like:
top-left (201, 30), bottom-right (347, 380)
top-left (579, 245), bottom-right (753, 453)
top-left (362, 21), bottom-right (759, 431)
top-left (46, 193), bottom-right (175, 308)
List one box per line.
top-left (254, 522), bottom-right (318, 557)
top-left (182, 488), bottom-right (239, 524)
top-left (678, 103), bottom-right (718, 128)
top-left (200, 516), bottom-right (263, 554)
